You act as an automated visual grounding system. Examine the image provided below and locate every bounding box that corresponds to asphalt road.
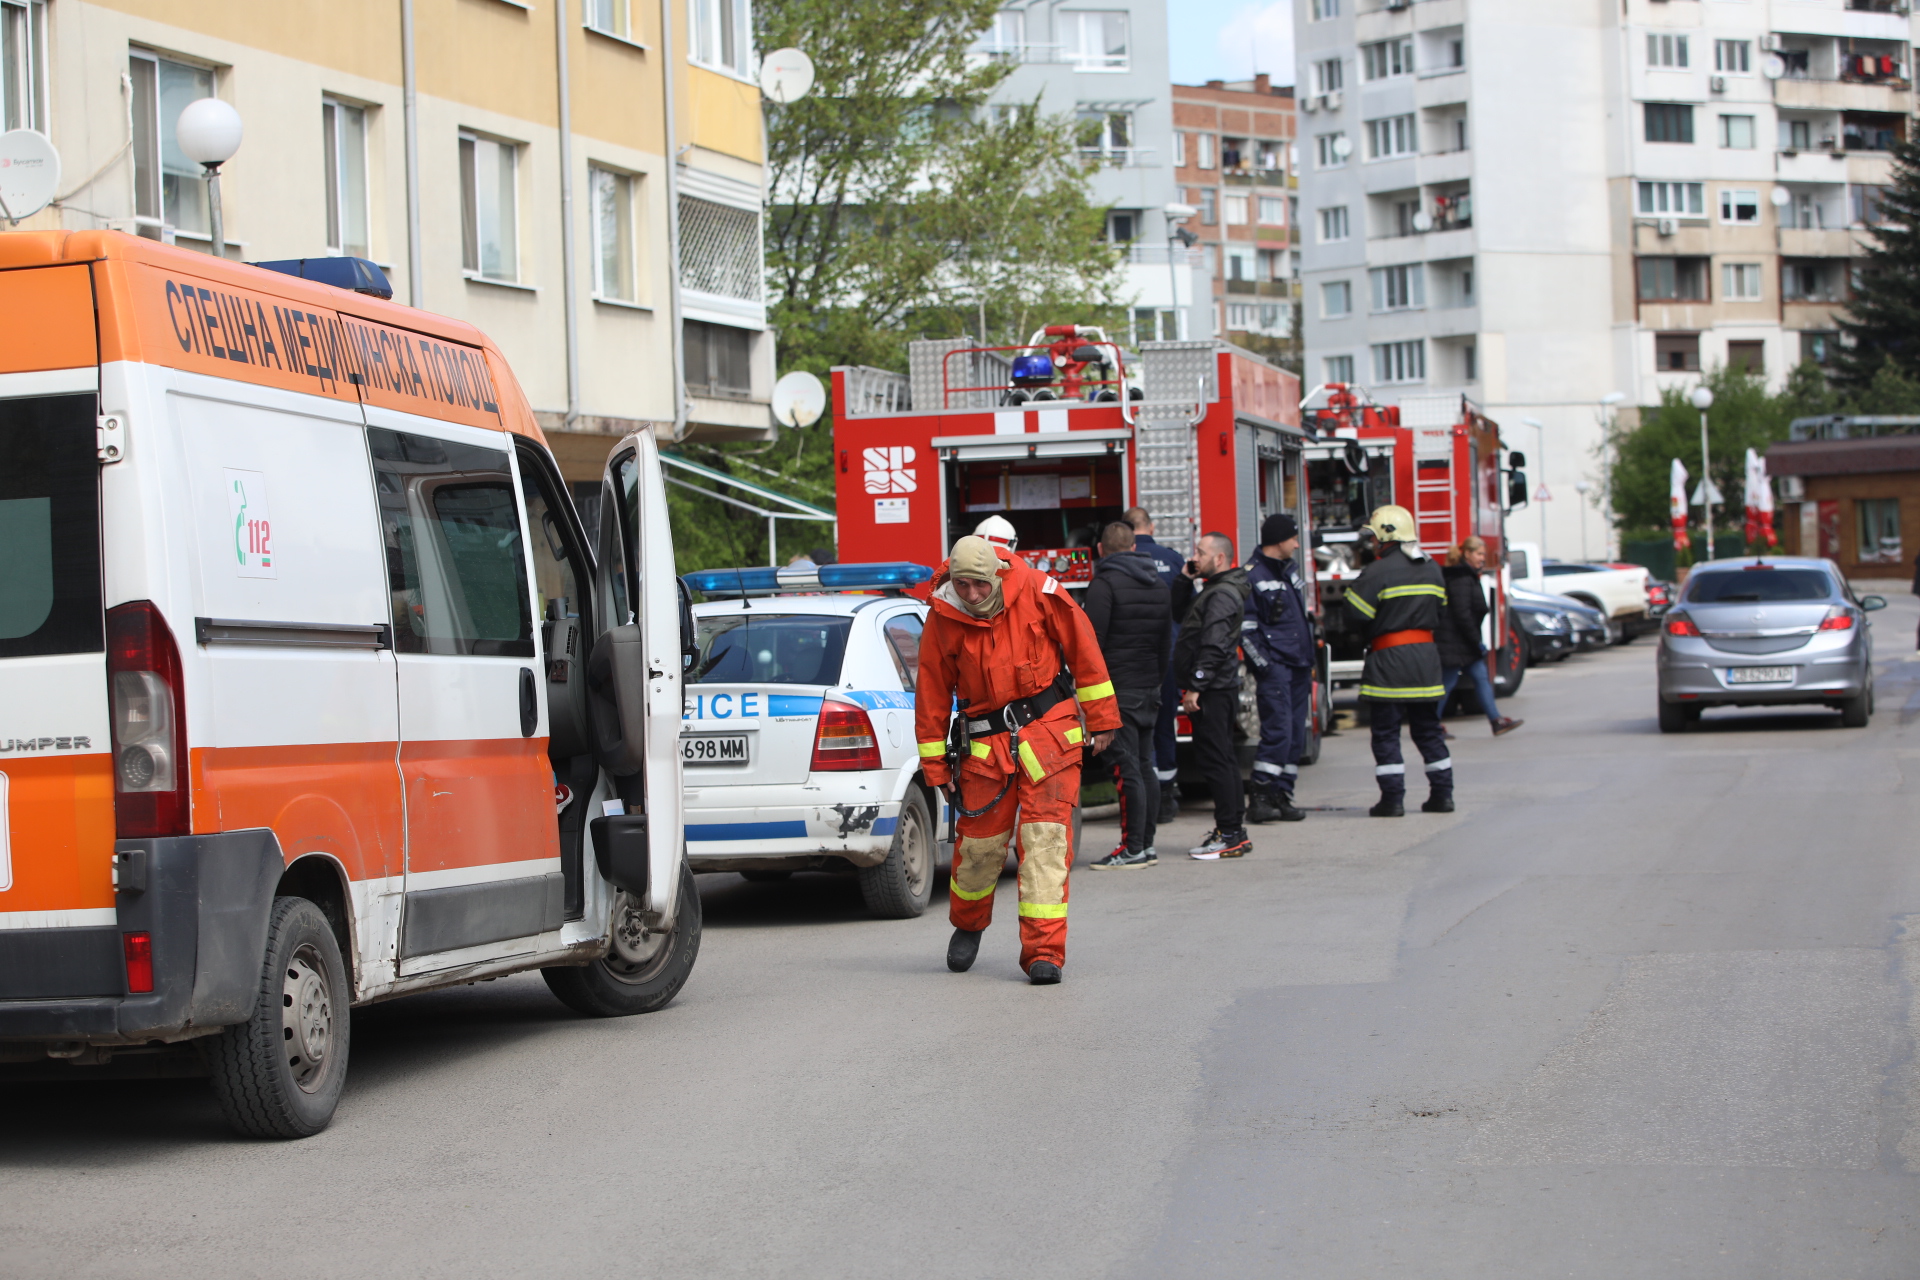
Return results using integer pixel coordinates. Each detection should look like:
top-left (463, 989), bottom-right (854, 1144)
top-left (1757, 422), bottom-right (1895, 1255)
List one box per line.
top-left (6, 597), bottom-right (1920, 1278)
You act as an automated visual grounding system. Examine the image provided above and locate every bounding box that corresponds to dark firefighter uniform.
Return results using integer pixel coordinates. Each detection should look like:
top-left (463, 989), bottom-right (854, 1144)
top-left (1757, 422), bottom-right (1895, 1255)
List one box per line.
top-left (1344, 507), bottom-right (1453, 815)
top-left (1243, 534), bottom-right (1314, 809)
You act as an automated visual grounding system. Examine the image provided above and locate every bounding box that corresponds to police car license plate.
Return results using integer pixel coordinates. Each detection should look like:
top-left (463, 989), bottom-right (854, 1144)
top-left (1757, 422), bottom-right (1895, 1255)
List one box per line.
top-left (1727, 666), bottom-right (1794, 685)
top-left (682, 733), bottom-right (751, 764)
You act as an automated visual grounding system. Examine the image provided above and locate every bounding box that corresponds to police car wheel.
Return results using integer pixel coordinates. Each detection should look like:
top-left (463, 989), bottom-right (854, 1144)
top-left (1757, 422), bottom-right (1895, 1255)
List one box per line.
top-left (202, 897), bottom-right (350, 1139)
top-left (543, 863), bottom-right (703, 1016)
top-left (857, 790), bottom-right (935, 919)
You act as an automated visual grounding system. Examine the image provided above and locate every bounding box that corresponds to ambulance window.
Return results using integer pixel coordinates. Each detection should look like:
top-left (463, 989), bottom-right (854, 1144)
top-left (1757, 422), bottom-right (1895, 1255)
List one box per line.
top-left (882, 612), bottom-right (924, 688)
top-left (369, 427), bottom-right (535, 658)
top-left (606, 452), bottom-right (638, 628)
top-left (516, 453), bottom-right (585, 626)
top-left (0, 395), bottom-right (103, 659)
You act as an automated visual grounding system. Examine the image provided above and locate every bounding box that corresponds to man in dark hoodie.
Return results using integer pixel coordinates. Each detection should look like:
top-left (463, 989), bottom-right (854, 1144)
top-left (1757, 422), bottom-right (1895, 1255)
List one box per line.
top-left (1082, 521), bottom-right (1173, 868)
top-left (1174, 532), bottom-right (1254, 860)
top-left (1126, 507), bottom-right (1192, 824)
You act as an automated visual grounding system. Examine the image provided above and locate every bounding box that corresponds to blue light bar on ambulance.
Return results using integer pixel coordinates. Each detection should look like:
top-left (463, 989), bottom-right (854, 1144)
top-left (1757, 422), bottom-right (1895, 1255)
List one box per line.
top-left (686, 562), bottom-right (932, 598)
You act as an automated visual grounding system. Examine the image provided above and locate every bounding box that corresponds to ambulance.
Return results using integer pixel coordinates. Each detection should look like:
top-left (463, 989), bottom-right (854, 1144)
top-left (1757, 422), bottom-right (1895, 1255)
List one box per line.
top-left (0, 230), bottom-right (696, 1137)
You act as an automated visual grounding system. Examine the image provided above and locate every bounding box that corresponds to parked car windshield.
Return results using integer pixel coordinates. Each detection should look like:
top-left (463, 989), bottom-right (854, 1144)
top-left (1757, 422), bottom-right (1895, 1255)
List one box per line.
top-left (692, 613), bottom-right (853, 685)
top-left (1685, 568), bottom-right (1832, 604)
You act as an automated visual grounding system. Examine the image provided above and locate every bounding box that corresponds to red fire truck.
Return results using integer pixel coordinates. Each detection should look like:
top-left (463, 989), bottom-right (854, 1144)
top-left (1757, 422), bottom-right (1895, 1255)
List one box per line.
top-left (832, 335), bottom-right (1329, 762)
top-left (1300, 383), bottom-right (1528, 697)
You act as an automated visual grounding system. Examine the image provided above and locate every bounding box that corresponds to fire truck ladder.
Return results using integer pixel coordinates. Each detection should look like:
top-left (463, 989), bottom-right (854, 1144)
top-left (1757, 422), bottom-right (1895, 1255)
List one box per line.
top-left (1134, 342), bottom-right (1218, 553)
top-left (1412, 458), bottom-right (1458, 558)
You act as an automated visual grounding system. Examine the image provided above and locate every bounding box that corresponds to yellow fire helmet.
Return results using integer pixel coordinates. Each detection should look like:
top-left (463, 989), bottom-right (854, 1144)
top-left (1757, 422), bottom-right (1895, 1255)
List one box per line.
top-left (1366, 504), bottom-right (1419, 544)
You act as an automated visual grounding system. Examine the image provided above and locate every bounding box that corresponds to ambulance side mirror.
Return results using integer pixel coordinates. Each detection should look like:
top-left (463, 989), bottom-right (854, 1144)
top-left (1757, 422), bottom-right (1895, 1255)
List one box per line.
top-left (1508, 471), bottom-right (1529, 509)
top-left (678, 577), bottom-right (698, 672)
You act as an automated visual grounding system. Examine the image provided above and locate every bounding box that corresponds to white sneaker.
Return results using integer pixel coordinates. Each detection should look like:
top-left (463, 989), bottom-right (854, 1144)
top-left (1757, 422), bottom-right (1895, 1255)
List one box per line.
top-left (1188, 848), bottom-right (1220, 861)
top-left (1187, 828), bottom-right (1222, 858)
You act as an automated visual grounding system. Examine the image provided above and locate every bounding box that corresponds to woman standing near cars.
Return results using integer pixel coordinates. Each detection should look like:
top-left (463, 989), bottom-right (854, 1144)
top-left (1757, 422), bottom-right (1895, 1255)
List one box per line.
top-left (1437, 537), bottom-right (1523, 737)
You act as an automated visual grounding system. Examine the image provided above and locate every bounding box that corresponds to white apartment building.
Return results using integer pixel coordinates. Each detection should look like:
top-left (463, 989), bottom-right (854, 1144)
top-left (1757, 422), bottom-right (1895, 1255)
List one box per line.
top-left (1296, 0), bottom-right (1918, 559)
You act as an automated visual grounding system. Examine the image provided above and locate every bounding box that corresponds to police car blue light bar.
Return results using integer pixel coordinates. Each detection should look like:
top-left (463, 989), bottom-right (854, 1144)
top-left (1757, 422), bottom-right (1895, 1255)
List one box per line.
top-left (687, 562), bottom-right (932, 597)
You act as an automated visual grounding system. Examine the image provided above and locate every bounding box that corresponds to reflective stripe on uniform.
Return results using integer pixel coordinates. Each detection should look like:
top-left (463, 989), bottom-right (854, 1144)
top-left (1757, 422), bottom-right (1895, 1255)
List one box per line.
top-left (1075, 680), bottom-right (1115, 703)
top-left (1155, 767), bottom-right (1177, 781)
top-left (1282, 764), bottom-right (1299, 775)
top-left (1252, 760), bottom-right (1283, 775)
top-left (1346, 593), bottom-right (1378, 619)
top-left (1064, 726), bottom-right (1084, 744)
top-left (1017, 902), bottom-right (1068, 919)
top-left (918, 741), bottom-right (945, 758)
top-left (1359, 684), bottom-right (1447, 699)
top-left (1378, 584), bottom-right (1448, 601)
top-left (970, 740), bottom-right (992, 758)
top-left (1017, 739), bottom-right (1047, 782)
top-left (1424, 756), bottom-right (1453, 772)
top-left (1375, 763), bottom-right (1406, 776)
top-left (951, 881), bottom-right (996, 901)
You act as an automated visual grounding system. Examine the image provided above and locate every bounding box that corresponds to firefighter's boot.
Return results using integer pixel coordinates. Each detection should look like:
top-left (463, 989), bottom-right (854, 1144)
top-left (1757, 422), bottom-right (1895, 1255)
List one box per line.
top-left (1156, 780), bottom-right (1180, 826)
top-left (1275, 792), bottom-right (1306, 822)
top-left (947, 928), bottom-right (982, 973)
top-left (1246, 783), bottom-right (1282, 825)
top-left (1028, 961), bottom-right (1062, 985)
top-left (1370, 781), bottom-right (1406, 818)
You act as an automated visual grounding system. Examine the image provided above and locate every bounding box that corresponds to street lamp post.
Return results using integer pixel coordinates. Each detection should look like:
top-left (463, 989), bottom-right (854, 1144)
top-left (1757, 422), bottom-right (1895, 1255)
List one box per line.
top-left (1164, 203), bottom-right (1198, 341)
top-left (1690, 384), bottom-right (1715, 560)
top-left (1522, 416), bottom-right (1546, 558)
top-left (175, 98), bottom-right (244, 259)
top-left (1599, 391), bottom-right (1626, 559)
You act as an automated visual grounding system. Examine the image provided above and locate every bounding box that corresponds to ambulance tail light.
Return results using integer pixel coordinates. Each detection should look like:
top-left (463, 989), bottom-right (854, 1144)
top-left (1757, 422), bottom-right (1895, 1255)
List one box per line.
top-left (122, 932), bottom-right (154, 994)
top-left (811, 699), bottom-right (882, 772)
top-left (107, 601), bottom-right (190, 839)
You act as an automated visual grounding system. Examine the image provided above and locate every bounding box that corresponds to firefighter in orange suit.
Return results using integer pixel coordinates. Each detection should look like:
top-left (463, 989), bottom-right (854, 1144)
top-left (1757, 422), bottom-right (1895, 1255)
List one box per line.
top-left (915, 536), bottom-right (1121, 984)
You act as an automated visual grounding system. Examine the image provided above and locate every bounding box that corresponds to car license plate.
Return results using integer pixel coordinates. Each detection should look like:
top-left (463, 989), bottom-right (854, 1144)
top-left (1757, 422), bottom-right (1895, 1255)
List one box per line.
top-left (682, 733), bottom-right (750, 764)
top-left (1727, 666), bottom-right (1794, 685)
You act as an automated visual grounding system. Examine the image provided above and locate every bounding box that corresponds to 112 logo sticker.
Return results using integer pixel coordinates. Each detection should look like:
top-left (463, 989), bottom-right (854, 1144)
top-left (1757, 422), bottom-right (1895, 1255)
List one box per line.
top-left (225, 468), bottom-right (276, 578)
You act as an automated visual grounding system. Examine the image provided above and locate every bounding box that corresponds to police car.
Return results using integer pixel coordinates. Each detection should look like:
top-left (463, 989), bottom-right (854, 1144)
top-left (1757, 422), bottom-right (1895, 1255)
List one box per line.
top-left (679, 562), bottom-right (948, 917)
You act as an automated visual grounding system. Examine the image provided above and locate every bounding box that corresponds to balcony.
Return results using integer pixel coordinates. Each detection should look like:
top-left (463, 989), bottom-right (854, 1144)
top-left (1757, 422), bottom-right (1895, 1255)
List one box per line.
top-left (1779, 227), bottom-right (1862, 257)
top-left (1222, 168), bottom-right (1291, 188)
top-left (1078, 147), bottom-right (1158, 169)
top-left (1225, 279), bottom-right (1292, 297)
top-left (1773, 76), bottom-right (1912, 112)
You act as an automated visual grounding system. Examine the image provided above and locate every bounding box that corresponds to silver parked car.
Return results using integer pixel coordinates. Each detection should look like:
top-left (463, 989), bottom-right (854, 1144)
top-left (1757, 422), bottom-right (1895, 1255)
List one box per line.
top-left (1656, 556), bottom-right (1886, 732)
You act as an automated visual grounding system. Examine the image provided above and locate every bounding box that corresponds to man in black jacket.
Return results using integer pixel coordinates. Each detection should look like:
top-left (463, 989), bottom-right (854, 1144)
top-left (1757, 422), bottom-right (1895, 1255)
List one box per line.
top-left (1173, 532), bottom-right (1253, 859)
top-left (1082, 522), bottom-right (1173, 868)
top-left (1126, 507), bottom-right (1192, 824)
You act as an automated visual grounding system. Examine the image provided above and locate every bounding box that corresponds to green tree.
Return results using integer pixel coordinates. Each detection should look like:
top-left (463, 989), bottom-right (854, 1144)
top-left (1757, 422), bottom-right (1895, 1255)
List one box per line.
top-left (1607, 364), bottom-right (1789, 533)
top-left (1835, 133), bottom-right (1920, 389)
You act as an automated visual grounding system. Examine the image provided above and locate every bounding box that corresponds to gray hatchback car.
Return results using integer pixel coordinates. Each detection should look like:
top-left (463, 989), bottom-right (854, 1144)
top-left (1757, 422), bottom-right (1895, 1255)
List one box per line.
top-left (1656, 556), bottom-right (1887, 732)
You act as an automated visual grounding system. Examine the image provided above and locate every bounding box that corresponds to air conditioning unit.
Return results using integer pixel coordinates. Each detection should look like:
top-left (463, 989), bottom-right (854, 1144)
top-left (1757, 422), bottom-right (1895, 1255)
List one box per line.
top-left (1657, 218), bottom-right (1677, 237)
top-left (1710, 75), bottom-right (1727, 93)
top-left (1324, 90), bottom-right (1344, 111)
top-left (1763, 33), bottom-right (1785, 52)
top-left (1301, 95), bottom-right (1319, 113)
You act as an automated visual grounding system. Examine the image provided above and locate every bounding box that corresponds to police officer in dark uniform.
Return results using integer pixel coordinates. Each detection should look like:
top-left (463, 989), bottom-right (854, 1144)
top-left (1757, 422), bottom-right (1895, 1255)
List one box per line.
top-left (1343, 505), bottom-right (1453, 817)
top-left (1243, 513), bottom-right (1313, 824)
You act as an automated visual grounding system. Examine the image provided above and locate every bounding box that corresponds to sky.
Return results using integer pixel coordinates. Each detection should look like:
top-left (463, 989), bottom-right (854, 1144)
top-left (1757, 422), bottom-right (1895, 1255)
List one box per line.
top-left (1168, 0), bottom-right (1294, 88)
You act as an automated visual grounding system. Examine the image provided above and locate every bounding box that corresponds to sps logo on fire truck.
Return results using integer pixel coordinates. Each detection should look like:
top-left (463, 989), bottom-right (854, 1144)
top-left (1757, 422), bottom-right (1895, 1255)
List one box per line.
top-left (864, 447), bottom-right (917, 494)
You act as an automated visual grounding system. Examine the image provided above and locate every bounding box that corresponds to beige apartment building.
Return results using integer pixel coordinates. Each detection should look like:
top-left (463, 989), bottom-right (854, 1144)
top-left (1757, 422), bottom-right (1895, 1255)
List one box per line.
top-left (2, 0), bottom-right (773, 487)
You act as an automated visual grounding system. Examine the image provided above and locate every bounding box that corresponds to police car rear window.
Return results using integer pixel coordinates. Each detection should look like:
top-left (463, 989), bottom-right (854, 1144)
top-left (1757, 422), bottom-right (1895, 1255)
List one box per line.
top-left (692, 614), bottom-right (852, 686)
top-left (1685, 568), bottom-right (1832, 604)
top-left (0, 394), bottom-right (103, 659)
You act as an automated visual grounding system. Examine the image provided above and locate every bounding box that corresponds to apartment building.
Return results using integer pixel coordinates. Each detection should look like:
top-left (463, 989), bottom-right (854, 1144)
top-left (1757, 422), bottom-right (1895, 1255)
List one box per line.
top-left (1171, 73), bottom-right (1298, 366)
top-left (7, 0), bottom-right (773, 488)
top-left (1295, 0), bottom-right (1917, 559)
top-left (975, 0), bottom-right (1210, 343)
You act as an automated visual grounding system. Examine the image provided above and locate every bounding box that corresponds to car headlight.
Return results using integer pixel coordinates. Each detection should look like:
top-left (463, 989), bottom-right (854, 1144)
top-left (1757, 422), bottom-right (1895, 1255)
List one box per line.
top-left (1518, 611), bottom-right (1569, 635)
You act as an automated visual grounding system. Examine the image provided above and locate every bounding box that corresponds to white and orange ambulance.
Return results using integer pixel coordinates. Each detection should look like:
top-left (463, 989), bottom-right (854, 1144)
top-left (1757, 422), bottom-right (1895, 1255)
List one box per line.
top-left (0, 230), bottom-right (696, 1137)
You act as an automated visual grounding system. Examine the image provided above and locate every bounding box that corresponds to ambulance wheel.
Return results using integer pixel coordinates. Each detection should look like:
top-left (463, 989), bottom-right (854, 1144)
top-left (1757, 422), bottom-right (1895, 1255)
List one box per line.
top-left (858, 790), bottom-right (935, 918)
top-left (544, 862), bottom-right (702, 1016)
top-left (202, 897), bottom-right (350, 1140)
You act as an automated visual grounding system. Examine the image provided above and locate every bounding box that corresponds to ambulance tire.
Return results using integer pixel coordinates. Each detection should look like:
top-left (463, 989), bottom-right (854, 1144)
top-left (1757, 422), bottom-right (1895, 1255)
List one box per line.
top-left (202, 896), bottom-right (351, 1140)
top-left (543, 862), bottom-right (702, 1017)
top-left (858, 789), bottom-right (935, 919)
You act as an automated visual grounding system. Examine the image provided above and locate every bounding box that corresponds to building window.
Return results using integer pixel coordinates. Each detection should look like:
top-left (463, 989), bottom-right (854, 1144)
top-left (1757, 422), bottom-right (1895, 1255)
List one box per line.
top-left (1784, 119), bottom-right (1812, 152)
top-left (1198, 133), bottom-right (1216, 169)
top-left (1801, 331), bottom-right (1836, 366)
top-left (1843, 111), bottom-right (1901, 152)
top-left (1226, 248), bottom-right (1253, 281)
top-left (1325, 354), bottom-right (1354, 383)
top-left (683, 320), bottom-right (753, 399)
top-left (1313, 57), bottom-right (1343, 96)
top-left (1372, 340), bottom-right (1425, 384)
top-left (1852, 184), bottom-right (1890, 225)
top-left (1463, 340), bottom-right (1477, 382)
top-left (1655, 332), bottom-right (1700, 371)
top-left (2, 0), bottom-right (47, 133)
top-left (586, 0), bottom-right (630, 37)
top-left (1258, 196), bottom-right (1285, 225)
top-left (1370, 263), bottom-right (1425, 311)
top-left (690, 0), bottom-right (752, 77)
top-left (1715, 39), bottom-right (1750, 73)
top-left (1079, 110), bottom-right (1135, 163)
top-left (1784, 260), bottom-right (1838, 301)
top-left (1647, 33), bottom-right (1689, 68)
top-left (1061, 10), bottom-right (1129, 71)
top-left (1227, 302), bottom-right (1257, 329)
top-left (1637, 257), bottom-right (1708, 301)
top-left (1321, 280), bottom-right (1352, 317)
top-left (1200, 189), bottom-right (1216, 224)
top-left (591, 166), bottom-right (636, 301)
top-left (1637, 181), bottom-right (1705, 217)
top-left (129, 52), bottom-right (214, 242)
top-left (1719, 115), bottom-right (1755, 150)
top-left (1365, 114), bottom-right (1415, 160)
top-left (1392, 198), bottom-right (1420, 237)
top-left (1310, 0), bottom-right (1339, 21)
top-left (1645, 103), bottom-right (1694, 144)
top-left (1315, 132), bottom-right (1347, 169)
top-left (1318, 205), bottom-right (1349, 241)
top-left (678, 195), bottom-right (762, 302)
top-left (460, 133), bottom-right (520, 281)
top-left (1362, 38), bottom-right (1413, 81)
top-left (1723, 262), bottom-right (1762, 300)
top-left (976, 10), bottom-right (1024, 59)
top-left (1172, 131), bottom-right (1186, 167)
top-left (1133, 306), bottom-right (1177, 342)
top-left (1107, 210), bottom-right (1137, 242)
top-left (1857, 497), bottom-right (1902, 563)
top-left (1728, 340), bottom-right (1764, 373)
top-left (1224, 194), bottom-right (1249, 226)
top-left (322, 100), bottom-right (370, 259)
top-left (1719, 188), bottom-right (1760, 224)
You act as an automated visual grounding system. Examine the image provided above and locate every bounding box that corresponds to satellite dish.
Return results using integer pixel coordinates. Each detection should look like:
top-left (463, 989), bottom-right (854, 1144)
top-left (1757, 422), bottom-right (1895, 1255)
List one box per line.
top-left (759, 48), bottom-right (815, 104)
top-left (1331, 135), bottom-right (1353, 160)
top-left (771, 370), bottom-right (827, 428)
top-left (1762, 53), bottom-right (1786, 80)
top-left (0, 129), bottom-right (60, 223)
top-left (1412, 210), bottom-right (1434, 233)
top-left (1770, 186), bottom-right (1791, 207)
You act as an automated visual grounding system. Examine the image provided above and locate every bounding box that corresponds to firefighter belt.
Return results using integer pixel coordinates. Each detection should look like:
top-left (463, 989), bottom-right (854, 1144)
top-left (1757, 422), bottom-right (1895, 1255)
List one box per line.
top-left (949, 708), bottom-right (1085, 972)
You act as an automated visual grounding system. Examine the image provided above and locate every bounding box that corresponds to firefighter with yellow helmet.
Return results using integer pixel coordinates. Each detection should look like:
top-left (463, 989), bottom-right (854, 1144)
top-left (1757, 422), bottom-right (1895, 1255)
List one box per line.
top-left (1345, 505), bottom-right (1454, 817)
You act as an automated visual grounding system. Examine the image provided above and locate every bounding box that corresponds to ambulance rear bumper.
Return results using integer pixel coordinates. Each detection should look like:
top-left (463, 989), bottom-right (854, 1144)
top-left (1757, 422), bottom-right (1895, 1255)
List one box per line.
top-left (0, 830), bottom-right (284, 1048)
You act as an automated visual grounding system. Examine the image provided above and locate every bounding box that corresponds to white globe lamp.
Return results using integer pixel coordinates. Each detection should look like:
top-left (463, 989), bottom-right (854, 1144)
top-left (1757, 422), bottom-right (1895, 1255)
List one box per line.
top-left (175, 98), bottom-right (243, 258)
